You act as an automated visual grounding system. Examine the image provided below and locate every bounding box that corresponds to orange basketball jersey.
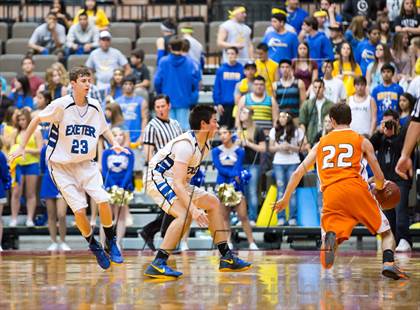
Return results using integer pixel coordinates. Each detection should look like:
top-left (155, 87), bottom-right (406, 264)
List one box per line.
top-left (316, 128), bottom-right (365, 192)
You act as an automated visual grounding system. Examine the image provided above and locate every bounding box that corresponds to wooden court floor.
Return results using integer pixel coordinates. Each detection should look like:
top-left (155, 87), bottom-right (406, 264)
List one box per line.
top-left (0, 250), bottom-right (419, 309)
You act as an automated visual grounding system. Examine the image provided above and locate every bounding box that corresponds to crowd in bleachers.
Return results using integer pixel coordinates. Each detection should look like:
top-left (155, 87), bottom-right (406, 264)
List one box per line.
top-left (0, 0), bottom-right (420, 251)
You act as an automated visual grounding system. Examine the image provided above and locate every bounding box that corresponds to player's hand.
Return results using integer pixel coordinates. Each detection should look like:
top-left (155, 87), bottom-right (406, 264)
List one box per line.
top-left (191, 208), bottom-right (209, 227)
top-left (395, 155), bottom-right (413, 180)
top-left (111, 144), bottom-right (129, 154)
top-left (9, 145), bottom-right (25, 163)
top-left (273, 198), bottom-right (288, 213)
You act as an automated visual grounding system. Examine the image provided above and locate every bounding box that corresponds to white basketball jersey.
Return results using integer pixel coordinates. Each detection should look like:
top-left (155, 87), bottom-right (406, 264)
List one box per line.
top-left (39, 95), bottom-right (108, 164)
top-left (148, 131), bottom-right (210, 182)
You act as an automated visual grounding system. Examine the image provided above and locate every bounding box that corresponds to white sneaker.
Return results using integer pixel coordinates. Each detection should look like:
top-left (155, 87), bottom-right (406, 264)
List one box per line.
top-left (277, 218), bottom-right (285, 226)
top-left (59, 242), bottom-right (71, 251)
top-left (288, 219), bottom-right (297, 226)
top-left (249, 242), bottom-right (259, 250)
top-left (9, 219), bottom-right (17, 227)
top-left (25, 220), bottom-right (35, 227)
top-left (47, 243), bottom-right (59, 251)
top-left (249, 220), bottom-right (256, 226)
top-left (180, 240), bottom-right (189, 251)
top-left (396, 239), bottom-right (412, 252)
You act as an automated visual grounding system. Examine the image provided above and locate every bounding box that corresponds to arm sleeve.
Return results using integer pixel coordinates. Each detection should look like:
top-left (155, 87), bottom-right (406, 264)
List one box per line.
top-left (172, 140), bottom-right (194, 164)
top-left (157, 49), bottom-right (165, 65)
top-left (122, 150), bottom-right (135, 189)
top-left (38, 101), bottom-right (64, 123)
top-left (29, 27), bottom-right (40, 45)
top-left (212, 147), bottom-right (238, 177)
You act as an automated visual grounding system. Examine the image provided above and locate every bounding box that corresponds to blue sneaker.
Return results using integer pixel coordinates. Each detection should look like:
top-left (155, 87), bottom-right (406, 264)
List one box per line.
top-left (89, 242), bottom-right (111, 270)
top-left (219, 252), bottom-right (252, 272)
top-left (105, 237), bottom-right (124, 264)
top-left (144, 258), bottom-right (183, 279)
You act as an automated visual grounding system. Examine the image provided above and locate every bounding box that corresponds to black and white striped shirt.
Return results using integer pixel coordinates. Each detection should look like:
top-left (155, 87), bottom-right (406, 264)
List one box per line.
top-left (143, 117), bottom-right (183, 151)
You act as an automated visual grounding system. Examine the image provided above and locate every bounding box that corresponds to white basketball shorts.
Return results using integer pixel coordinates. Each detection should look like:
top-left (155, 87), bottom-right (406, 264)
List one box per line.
top-left (49, 160), bottom-right (109, 213)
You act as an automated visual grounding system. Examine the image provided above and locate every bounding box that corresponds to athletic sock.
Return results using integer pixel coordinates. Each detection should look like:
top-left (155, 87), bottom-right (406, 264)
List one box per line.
top-left (155, 249), bottom-right (170, 262)
top-left (383, 249), bottom-right (394, 263)
top-left (85, 234), bottom-right (99, 246)
top-left (217, 241), bottom-right (231, 257)
top-left (103, 225), bottom-right (115, 241)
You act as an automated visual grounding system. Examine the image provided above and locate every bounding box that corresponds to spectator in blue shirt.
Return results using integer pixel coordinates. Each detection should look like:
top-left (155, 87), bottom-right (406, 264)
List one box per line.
top-left (371, 64), bottom-right (404, 125)
top-left (8, 75), bottom-right (34, 110)
top-left (262, 13), bottom-right (299, 63)
top-left (300, 16), bottom-right (334, 71)
top-left (355, 25), bottom-right (381, 76)
top-left (286, 0), bottom-right (308, 33)
top-left (154, 37), bottom-right (200, 130)
top-left (213, 47), bottom-right (244, 129)
top-left (115, 74), bottom-right (149, 144)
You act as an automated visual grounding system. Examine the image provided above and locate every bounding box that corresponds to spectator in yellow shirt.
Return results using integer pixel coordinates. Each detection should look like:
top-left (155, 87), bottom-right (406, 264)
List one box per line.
top-left (332, 41), bottom-right (362, 96)
top-left (255, 42), bottom-right (279, 97)
top-left (73, 0), bottom-right (109, 31)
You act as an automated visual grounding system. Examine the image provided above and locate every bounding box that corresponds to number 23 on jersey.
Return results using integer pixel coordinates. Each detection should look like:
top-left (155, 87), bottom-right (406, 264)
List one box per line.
top-left (321, 144), bottom-right (354, 169)
top-left (71, 139), bottom-right (88, 154)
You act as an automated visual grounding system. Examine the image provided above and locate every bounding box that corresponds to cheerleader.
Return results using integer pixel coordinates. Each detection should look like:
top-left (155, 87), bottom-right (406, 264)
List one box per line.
top-left (101, 127), bottom-right (134, 250)
top-left (212, 126), bottom-right (258, 250)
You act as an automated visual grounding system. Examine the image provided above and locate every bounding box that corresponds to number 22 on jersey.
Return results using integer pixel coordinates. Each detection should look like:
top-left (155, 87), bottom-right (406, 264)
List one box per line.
top-left (321, 144), bottom-right (354, 169)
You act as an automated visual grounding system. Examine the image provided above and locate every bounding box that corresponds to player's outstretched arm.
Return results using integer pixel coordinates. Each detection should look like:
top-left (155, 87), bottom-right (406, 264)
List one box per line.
top-left (8, 115), bottom-right (41, 162)
top-left (274, 144), bottom-right (318, 212)
top-left (362, 138), bottom-right (385, 189)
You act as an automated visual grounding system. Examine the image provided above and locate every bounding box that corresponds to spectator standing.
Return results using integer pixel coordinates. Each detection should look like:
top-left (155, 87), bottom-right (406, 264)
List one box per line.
top-left (154, 37), bottom-right (200, 130)
top-left (237, 76), bottom-right (278, 131)
top-left (342, 0), bottom-right (378, 22)
top-left (269, 112), bottom-right (304, 226)
top-left (371, 64), bottom-right (404, 125)
top-left (366, 43), bottom-right (396, 90)
top-left (262, 13), bottom-right (299, 64)
top-left (272, 59), bottom-right (306, 119)
top-left (394, 0), bottom-right (420, 39)
top-left (181, 25), bottom-right (204, 69)
top-left (344, 16), bottom-right (368, 52)
top-left (349, 76), bottom-right (377, 137)
top-left (156, 19), bottom-right (177, 65)
top-left (255, 43), bottom-right (278, 97)
top-left (9, 109), bottom-right (43, 227)
top-left (398, 92), bottom-right (416, 126)
top-left (391, 32), bottom-right (414, 83)
top-left (285, 0), bottom-right (308, 33)
top-left (50, 0), bottom-right (72, 31)
top-left (9, 76), bottom-right (34, 110)
top-left (300, 16), bottom-right (334, 70)
top-left (217, 6), bottom-right (253, 65)
top-left (371, 109), bottom-right (413, 252)
top-left (355, 25), bottom-right (381, 76)
top-left (115, 75), bottom-right (148, 146)
top-left (129, 49), bottom-right (151, 96)
top-left (73, 0), bottom-right (110, 31)
top-left (309, 60), bottom-right (346, 104)
top-left (333, 42), bottom-right (362, 97)
top-left (85, 31), bottom-right (130, 90)
top-left (66, 11), bottom-right (99, 55)
top-left (213, 47), bottom-right (244, 129)
top-left (299, 79), bottom-right (334, 145)
top-left (292, 42), bottom-right (318, 91)
top-left (264, 7), bottom-right (297, 34)
top-left (28, 12), bottom-right (66, 58)
top-left (139, 95), bottom-right (182, 251)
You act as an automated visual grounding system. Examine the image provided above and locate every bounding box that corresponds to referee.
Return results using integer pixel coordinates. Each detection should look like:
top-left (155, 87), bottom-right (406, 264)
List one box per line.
top-left (140, 95), bottom-right (183, 251)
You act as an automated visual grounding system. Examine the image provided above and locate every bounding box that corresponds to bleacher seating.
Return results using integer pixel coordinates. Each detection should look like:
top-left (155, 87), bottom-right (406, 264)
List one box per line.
top-left (67, 54), bottom-right (89, 69)
top-left (6, 38), bottom-right (29, 54)
top-left (0, 54), bottom-right (24, 73)
top-left (32, 54), bottom-right (58, 71)
top-left (139, 22), bottom-right (162, 38)
top-left (109, 22), bottom-right (137, 42)
top-left (136, 37), bottom-right (157, 54)
top-left (12, 22), bottom-right (38, 38)
top-left (111, 37), bottom-right (132, 57)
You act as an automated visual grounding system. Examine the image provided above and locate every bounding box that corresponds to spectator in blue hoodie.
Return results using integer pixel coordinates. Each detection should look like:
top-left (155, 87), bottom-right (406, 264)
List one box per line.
top-left (355, 25), bottom-right (381, 76)
top-left (213, 47), bottom-right (244, 129)
top-left (262, 13), bottom-right (299, 64)
top-left (286, 0), bottom-right (308, 33)
top-left (154, 37), bottom-right (200, 130)
top-left (300, 16), bottom-right (334, 71)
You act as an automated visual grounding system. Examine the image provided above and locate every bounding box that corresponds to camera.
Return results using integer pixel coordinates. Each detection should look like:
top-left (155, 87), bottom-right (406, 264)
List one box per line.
top-left (384, 120), bottom-right (395, 130)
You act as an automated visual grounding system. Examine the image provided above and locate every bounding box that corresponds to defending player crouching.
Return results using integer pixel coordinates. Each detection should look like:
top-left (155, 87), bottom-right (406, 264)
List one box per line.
top-left (144, 105), bottom-right (251, 279)
top-left (9, 66), bottom-right (125, 270)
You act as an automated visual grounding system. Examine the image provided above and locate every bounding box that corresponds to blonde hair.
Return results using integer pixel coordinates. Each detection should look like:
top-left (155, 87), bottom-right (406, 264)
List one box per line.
top-left (238, 107), bottom-right (256, 143)
top-left (51, 62), bottom-right (69, 86)
top-left (348, 16), bottom-right (366, 41)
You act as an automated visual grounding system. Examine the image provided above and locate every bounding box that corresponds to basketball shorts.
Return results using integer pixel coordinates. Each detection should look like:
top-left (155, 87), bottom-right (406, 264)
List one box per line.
top-left (49, 160), bottom-right (109, 213)
top-left (321, 177), bottom-right (390, 244)
top-left (145, 168), bottom-right (207, 214)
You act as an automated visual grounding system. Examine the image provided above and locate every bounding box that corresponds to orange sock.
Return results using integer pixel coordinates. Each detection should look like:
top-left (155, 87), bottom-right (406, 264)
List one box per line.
top-left (98, 202), bottom-right (113, 228)
top-left (74, 210), bottom-right (92, 237)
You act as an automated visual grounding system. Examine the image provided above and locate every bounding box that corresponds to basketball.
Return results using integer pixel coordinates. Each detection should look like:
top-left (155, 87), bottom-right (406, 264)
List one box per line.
top-left (371, 181), bottom-right (401, 210)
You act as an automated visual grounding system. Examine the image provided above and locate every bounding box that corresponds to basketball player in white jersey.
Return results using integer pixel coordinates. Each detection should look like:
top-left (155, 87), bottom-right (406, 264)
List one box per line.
top-left (144, 104), bottom-right (251, 279)
top-left (10, 66), bottom-right (124, 270)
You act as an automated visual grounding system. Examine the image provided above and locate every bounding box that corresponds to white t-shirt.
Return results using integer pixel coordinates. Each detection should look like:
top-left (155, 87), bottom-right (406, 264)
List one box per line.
top-left (220, 20), bottom-right (252, 65)
top-left (310, 78), bottom-right (346, 104)
top-left (269, 127), bottom-right (304, 165)
top-left (349, 95), bottom-right (372, 136)
top-left (40, 95), bottom-right (108, 164)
